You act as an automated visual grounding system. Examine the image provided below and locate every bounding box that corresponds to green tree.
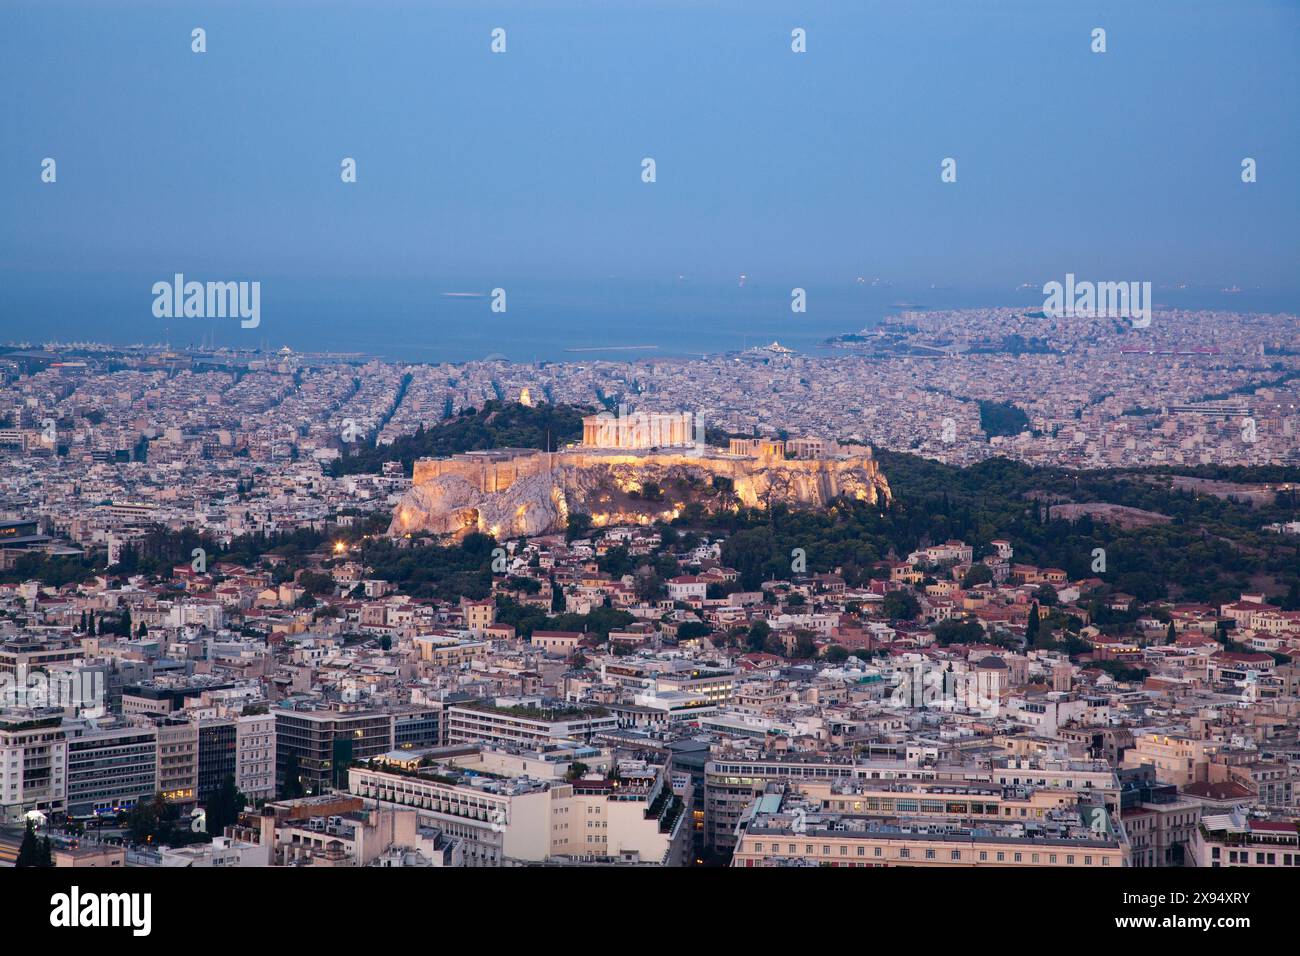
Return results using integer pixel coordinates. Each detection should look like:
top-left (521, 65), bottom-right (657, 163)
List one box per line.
top-left (721, 527), bottom-right (778, 590)
top-left (634, 569), bottom-right (664, 603)
top-left (1026, 602), bottom-right (1041, 646)
top-left (791, 631), bottom-right (818, 659)
top-left (566, 512), bottom-right (594, 542)
top-left (882, 589), bottom-right (921, 621)
top-left (125, 793), bottom-right (181, 845)
top-left (598, 546), bottom-right (633, 577)
top-left (15, 820), bottom-right (41, 867)
top-left (676, 620), bottom-right (711, 641)
top-left (204, 775), bottom-right (248, 837)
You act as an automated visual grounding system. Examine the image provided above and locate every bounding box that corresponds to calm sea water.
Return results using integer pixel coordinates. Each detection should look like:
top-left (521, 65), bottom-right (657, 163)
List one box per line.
top-left (2, 273), bottom-right (1296, 364)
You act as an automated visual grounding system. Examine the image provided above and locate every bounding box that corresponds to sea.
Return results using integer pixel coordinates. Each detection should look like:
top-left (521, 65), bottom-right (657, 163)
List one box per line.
top-left (1, 273), bottom-right (1296, 365)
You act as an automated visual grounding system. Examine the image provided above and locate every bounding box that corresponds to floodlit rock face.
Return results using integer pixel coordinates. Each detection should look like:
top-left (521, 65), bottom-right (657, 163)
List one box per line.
top-left (389, 449), bottom-right (891, 538)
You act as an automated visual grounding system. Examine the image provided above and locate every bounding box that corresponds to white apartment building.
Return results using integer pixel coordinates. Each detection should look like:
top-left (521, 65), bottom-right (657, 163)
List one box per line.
top-left (348, 763), bottom-right (552, 865)
top-left (236, 712), bottom-right (276, 803)
top-left (348, 758), bottom-right (688, 866)
top-left (0, 711), bottom-right (67, 824)
top-left (446, 702), bottom-right (619, 749)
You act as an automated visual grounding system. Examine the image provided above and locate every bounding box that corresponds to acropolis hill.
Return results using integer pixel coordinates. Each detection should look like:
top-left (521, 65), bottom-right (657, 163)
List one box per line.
top-left (389, 410), bottom-right (891, 538)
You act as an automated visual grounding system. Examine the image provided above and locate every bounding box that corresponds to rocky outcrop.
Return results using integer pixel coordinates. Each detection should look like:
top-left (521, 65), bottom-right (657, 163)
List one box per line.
top-left (389, 449), bottom-right (890, 538)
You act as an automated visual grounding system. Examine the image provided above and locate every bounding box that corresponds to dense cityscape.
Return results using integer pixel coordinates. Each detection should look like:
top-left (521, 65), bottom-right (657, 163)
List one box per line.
top-left (1, 306), bottom-right (1298, 872)
top-left (4, 0), bottom-right (1298, 937)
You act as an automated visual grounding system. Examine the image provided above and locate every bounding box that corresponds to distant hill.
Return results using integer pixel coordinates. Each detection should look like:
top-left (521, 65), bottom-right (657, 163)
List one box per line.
top-left (331, 400), bottom-right (593, 476)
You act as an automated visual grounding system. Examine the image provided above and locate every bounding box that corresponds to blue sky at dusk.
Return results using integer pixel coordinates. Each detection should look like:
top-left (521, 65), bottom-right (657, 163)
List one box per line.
top-left (1, 0), bottom-right (1297, 354)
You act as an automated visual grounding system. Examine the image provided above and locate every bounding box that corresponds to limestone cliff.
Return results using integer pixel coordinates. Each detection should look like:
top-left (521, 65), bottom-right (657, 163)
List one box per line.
top-left (389, 449), bottom-right (890, 538)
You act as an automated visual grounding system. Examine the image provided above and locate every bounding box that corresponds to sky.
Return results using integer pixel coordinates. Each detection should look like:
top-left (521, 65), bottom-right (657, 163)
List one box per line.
top-left (1, 0), bottom-right (1297, 352)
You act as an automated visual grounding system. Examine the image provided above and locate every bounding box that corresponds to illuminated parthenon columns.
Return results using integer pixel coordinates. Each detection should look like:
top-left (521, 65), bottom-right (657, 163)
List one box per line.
top-left (582, 409), bottom-right (696, 449)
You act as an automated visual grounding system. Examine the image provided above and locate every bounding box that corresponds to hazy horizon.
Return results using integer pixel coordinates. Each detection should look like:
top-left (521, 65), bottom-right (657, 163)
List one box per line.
top-left (2, 0), bottom-right (1298, 358)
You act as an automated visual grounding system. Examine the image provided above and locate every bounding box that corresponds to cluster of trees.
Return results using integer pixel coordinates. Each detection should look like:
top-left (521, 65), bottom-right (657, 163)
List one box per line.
top-left (14, 821), bottom-right (54, 867)
top-left (331, 400), bottom-right (592, 476)
top-left (700, 452), bottom-right (1299, 608)
top-left (78, 608), bottom-right (135, 637)
top-left (124, 794), bottom-right (198, 847)
top-left (204, 776), bottom-right (248, 836)
top-left (108, 527), bottom-right (213, 577)
top-left (0, 552), bottom-right (95, 587)
top-left (360, 532), bottom-right (497, 602)
top-left (628, 480), bottom-right (664, 501)
top-left (123, 776), bottom-right (248, 848)
top-left (5, 508), bottom-right (397, 592)
top-left (978, 400), bottom-right (1033, 438)
top-left (720, 620), bottom-right (819, 658)
top-left (493, 597), bottom-right (634, 642)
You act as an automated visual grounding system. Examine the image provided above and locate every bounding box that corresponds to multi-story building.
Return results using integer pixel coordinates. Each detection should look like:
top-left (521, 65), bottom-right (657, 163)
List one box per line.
top-left (1229, 761), bottom-right (1298, 809)
top-left (989, 755), bottom-right (1121, 811)
top-left (461, 599), bottom-right (495, 635)
top-left (1117, 766), bottom-right (1201, 867)
top-left (704, 752), bottom-right (985, 856)
top-left (349, 760), bottom-right (552, 865)
top-left (411, 634), bottom-right (488, 667)
top-left (446, 701), bottom-right (618, 749)
top-left (0, 635), bottom-right (83, 677)
top-left (1121, 732), bottom-right (1217, 786)
top-left (274, 708), bottom-right (395, 795)
top-left (64, 721), bottom-right (157, 819)
top-left (393, 707), bottom-right (443, 751)
top-left (599, 660), bottom-right (735, 706)
top-left (235, 712), bottom-right (276, 803)
top-left (155, 716), bottom-right (199, 809)
top-left (1190, 809), bottom-right (1300, 867)
top-left (348, 753), bottom-right (688, 866)
top-left (197, 718), bottom-right (237, 802)
top-left (0, 710), bottom-right (67, 823)
top-left (214, 791), bottom-right (454, 867)
top-left (731, 787), bottom-right (1130, 868)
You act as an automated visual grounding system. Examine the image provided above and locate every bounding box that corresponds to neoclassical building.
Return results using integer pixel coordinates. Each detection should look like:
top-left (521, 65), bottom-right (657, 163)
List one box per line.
top-left (582, 409), bottom-right (697, 450)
